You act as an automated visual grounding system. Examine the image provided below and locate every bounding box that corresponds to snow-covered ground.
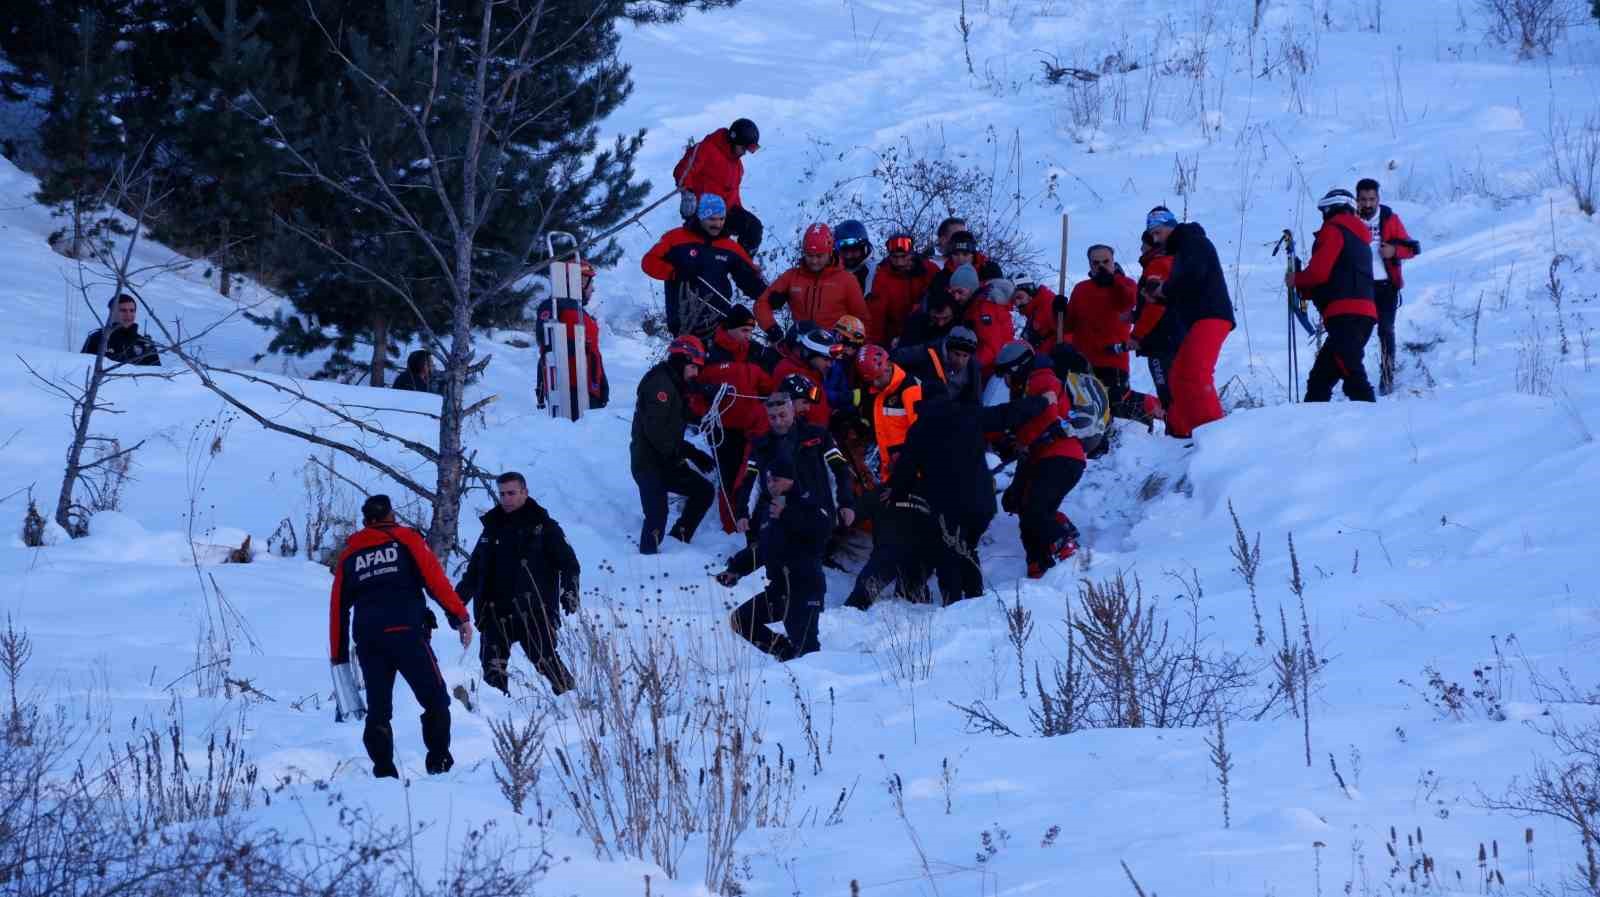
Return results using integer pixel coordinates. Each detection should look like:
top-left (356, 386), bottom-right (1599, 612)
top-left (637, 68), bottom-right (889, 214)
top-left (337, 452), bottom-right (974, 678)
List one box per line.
top-left (4, 1), bottom-right (1600, 894)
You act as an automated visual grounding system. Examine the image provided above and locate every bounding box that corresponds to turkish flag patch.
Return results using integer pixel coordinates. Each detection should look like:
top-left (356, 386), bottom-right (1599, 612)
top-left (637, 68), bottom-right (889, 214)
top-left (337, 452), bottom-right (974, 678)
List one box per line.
top-left (657, 391), bottom-right (669, 402)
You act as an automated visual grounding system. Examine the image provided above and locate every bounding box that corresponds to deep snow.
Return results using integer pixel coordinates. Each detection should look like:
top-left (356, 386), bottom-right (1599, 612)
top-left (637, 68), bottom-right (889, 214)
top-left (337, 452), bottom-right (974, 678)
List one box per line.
top-left (4, 1), bottom-right (1600, 894)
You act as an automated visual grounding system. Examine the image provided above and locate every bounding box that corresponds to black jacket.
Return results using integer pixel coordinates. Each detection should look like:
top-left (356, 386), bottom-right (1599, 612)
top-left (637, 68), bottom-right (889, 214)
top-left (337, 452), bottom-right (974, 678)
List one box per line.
top-left (1162, 223), bottom-right (1236, 330)
top-left (734, 423), bottom-right (854, 534)
top-left (897, 309), bottom-right (956, 349)
top-left (888, 394), bottom-right (1047, 519)
top-left (893, 339), bottom-right (982, 406)
top-left (455, 501), bottom-right (580, 625)
top-left (630, 361), bottom-right (694, 474)
top-left (80, 325), bottom-right (160, 366)
top-left (391, 370), bottom-right (437, 393)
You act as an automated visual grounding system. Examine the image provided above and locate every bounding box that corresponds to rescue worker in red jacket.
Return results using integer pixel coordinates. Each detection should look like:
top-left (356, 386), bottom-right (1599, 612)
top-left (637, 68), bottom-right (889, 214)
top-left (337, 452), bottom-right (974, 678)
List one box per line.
top-left (1130, 226), bottom-right (1181, 415)
top-left (674, 118), bottom-right (763, 252)
top-left (1142, 208), bottom-right (1235, 440)
top-left (535, 261), bottom-right (610, 409)
top-left (856, 344), bottom-right (924, 484)
top-left (965, 277), bottom-right (1019, 378)
top-left (927, 229), bottom-right (1004, 309)
top-left (329, 495), bottom-right (474, 779)
top-left (699, 304), bottom-right (777, 533)
top-left (1355, 178), bottom-right (1421, 395)
top-left (1004, 370), bottom-right (1087, 579)
top-left (868, 232), bottom-right (939, 347)
top-left (1292, 189), bottom-right (1378, 403)
top-left (1015, 275), bottom-right (1062, 355)
top-left (756, 224), bottom-right (870, 341)
top-left (642, 193), bottom-right (766, 339)
top-left (772, 328), bottom-right (839, 429)
top-left (1063, 245), bottom-right (1160, 425)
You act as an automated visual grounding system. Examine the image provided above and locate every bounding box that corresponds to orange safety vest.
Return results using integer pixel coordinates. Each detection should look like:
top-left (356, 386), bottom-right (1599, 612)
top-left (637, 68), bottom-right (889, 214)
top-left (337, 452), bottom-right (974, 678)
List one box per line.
top-left (924, 347), bottom-right (947, 384)
top-left (870, 365), bottom-right (922, 483)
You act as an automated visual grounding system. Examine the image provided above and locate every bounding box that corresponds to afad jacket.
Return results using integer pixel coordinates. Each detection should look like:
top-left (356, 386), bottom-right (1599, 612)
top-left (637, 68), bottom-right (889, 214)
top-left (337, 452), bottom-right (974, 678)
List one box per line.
top-left (329, 524), bottom-right (468, 663)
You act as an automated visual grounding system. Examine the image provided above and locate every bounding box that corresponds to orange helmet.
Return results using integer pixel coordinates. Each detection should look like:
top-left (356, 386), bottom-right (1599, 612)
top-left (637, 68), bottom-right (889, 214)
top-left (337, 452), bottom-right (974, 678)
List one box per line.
top-left (832, 314), bottom-right (866, 347)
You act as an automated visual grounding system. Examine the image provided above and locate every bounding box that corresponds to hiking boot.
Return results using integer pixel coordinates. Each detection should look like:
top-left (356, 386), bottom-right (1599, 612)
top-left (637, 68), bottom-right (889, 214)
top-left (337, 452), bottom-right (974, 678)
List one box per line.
top-left (373, 762), bottom-right (399, 779)
top-left (1026, 561), bottom-right (1047, 580)
top-left (715, 570), bottom-right (740, 588)
top-left (425, 751), bottom-right (454, 775)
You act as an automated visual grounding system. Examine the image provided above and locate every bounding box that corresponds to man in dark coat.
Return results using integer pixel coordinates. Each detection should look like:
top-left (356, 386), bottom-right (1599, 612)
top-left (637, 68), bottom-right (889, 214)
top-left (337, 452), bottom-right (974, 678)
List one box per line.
top-left (1143, 209), bottom-right (1235, 439)
top-left (455, 472), bottom-right (580, 695)
top-left (893, 325), bottom-right (982, 405)
top-left (630, 335), bottom-right (717, 554)
top-left (330, 494), bottom-right (474, 778)
top-left (81, 293), bottom-right (160, 366)
top-left (728, 393), bottom-right (853, 661)
top-left (391, 350), bottom-right (437, 393)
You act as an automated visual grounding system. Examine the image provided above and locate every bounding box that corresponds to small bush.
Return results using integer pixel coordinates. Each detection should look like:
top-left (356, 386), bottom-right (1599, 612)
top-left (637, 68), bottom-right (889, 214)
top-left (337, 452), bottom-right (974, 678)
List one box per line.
top-left (1549, 109), bottom-right (1600, 215)
top-left (1478, 0), bottom-right (1581, 59)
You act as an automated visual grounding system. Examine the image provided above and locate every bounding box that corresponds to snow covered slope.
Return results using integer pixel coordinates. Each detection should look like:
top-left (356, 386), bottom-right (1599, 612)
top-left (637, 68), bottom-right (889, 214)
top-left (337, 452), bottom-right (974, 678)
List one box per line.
top-left (4, 1), bottom-right (1600, 895)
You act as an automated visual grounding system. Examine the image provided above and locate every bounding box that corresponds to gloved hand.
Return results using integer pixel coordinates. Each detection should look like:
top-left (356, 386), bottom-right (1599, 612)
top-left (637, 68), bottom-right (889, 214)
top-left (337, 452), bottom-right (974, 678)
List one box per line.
top-left (764, 325), bottom-right (785, 345)
top-left (423, 607), bottom-right (440, 631)
top-left (560, 582), bottom-right (580, 615)
top-left (1052, 292), bottom-right (1068, 318)
top-left (683, 445), bottom-right (715, 474)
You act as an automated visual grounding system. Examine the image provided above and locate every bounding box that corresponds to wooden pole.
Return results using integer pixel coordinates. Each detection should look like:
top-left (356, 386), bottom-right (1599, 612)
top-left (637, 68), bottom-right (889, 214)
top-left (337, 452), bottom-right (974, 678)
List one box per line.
top-left (1055, 213), bottom-right (1069, 345)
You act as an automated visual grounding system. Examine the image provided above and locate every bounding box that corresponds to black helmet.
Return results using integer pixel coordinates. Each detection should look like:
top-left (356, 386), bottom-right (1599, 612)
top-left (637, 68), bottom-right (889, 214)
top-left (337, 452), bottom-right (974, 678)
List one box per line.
top-left (729, 118), bottom-right (760, 150)
top-left (945, 326), bottom-right (978, 354)
top-left (993, 341), bottom-right (1035, 379)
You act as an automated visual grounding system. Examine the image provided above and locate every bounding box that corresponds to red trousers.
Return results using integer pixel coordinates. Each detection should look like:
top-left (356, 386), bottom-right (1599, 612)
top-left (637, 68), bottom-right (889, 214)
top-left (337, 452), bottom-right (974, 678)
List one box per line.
top-left (1166, 318), bottom-right (1231, 438)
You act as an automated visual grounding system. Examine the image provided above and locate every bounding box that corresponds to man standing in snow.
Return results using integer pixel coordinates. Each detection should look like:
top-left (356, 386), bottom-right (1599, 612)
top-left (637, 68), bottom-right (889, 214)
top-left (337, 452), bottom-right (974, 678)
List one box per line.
top-left (1291, 189), bottom-right (1378, 403)
top-left (80, 293), bottom-right (160, 366)
top-left (1062, 245), bottom-right (1160, 426)
top-left (728, 392), bottom-right (854, 661)
top-left (1142, 209), bottom-right (1235, 440)
top-left (674, 118), bottom-right (764, 252)
top-left (455, 472), bottom-right (581, 696)
top-left (1355, 178), bottom-right (1420, 395)
top-left (329, 494), bottom-right (474, 778)
top-left (755, 223), bottom-right (869, 341)
top-left (630, 335), bottom-right (717, 554)
top-left (866, 232), bottom-right (938, 347)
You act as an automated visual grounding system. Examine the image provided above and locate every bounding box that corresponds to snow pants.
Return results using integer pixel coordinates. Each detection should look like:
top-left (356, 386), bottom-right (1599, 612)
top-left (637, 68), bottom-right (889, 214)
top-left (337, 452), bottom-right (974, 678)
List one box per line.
top-left (355, 628), bottom-right (451, 776)
top-left (727, 205), bottom-right (765, 255)
top-left (633, 459), bottom-right (714, 554)
top-left (1306, 315), bottom-right (1376, 403)
top-left (479, 604), bottom-right (574, 696)
top-left (1166, 318), bottom-right (1231, 438)
top-left (1017, 456), bottom-right (1085, 571)
top-left (1375, 281), bottom-right (1400, 396)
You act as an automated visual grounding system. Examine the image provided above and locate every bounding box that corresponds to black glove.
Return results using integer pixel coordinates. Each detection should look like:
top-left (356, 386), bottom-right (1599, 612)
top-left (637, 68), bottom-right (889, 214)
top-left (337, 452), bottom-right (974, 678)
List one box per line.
top-left (1051, 293), bottom-right (1068, 318)
top-left (423, 607), bottom-right (439, 631)
top-left (764, 325), bottom-right (785, 344)
top-left (559, 582), bottom-right (580, 615)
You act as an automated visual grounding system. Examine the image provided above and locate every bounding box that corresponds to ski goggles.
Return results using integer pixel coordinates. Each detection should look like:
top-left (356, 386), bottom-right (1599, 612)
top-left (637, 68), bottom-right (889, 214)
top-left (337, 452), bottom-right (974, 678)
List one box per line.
top-left (885, 235), bottom-right (915, 255)
top-left (836, 236), bottom-right (869, 249)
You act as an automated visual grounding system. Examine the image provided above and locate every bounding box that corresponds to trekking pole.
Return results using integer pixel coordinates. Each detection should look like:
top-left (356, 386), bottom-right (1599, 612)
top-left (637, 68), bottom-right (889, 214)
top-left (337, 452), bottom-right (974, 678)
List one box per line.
top-left (1055, 213), bottom-right (1070, 345)
top-left (1272, 229), bottom-right (1313, 402)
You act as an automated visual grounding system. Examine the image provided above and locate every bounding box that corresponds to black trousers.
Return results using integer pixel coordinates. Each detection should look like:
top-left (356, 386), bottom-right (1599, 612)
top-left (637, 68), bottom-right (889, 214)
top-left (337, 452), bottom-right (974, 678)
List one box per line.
top-left (1095, 366), bottom-right (1157, 425)
top-left (355, 628), bottom-right (451, 773)
top-left (633, 460), bottom-right (714, 554)
top-left (1145, 353), bottom-right (1175, 411)
top-left (930, 511), bottom-right (991, 604)
top-left (726, 205), bottom-right (764, 254)
top-left (479, 605), bottom-right (574, 695)
top-left (1018, 457), bottom-right (1085, 570)
top-left (1375, 281), bottom-right (1400, 395)
top-left (731, 550), bottom-right (825, 660)
top-left (1306, 315), bottom-right (1376, 403)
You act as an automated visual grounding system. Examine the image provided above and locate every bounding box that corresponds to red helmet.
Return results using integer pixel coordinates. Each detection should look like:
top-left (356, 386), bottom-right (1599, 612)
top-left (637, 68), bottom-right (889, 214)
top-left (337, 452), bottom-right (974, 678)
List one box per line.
top-left (667, 334), bottom-right (706, 365)
top-left (857, 344), bottom-right (891, 382)
top-left (580, 261), bottom-right (596, 280)
top-left (802, 223), bottom-right (834, 256)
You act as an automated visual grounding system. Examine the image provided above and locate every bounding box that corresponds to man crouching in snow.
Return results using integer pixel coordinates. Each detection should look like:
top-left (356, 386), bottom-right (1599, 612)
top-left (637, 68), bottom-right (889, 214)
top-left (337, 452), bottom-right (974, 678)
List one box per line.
top-left (329, 495), bottom-right (474, 778)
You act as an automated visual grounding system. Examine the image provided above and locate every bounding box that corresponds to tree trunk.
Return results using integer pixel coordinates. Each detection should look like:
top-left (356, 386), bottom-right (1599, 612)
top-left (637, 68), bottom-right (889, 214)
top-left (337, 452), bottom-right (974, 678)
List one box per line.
top-left (427, 238), bottom-right (475, 560)
top-left (54, 359), bottom-right (105, 533)
top-left (218, 218), bottom-right (232, 298)
top-left (369, 308), bottom-right (388, 387)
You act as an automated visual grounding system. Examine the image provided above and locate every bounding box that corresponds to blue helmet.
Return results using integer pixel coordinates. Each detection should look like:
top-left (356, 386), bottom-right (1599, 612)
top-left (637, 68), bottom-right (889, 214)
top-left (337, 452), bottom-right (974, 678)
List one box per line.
top-left (833, 219), bottom-right (871, 253)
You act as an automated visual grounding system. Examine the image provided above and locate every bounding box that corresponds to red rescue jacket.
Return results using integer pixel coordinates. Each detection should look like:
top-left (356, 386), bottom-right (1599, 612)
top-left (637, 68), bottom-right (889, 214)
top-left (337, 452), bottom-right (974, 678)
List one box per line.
top-left (867, 257), bottom-right (938, 346)
top-left (757, 261), bottom-right (869, 333)
top-left (674, 128), bottom-right (745, 209)
top-left (773, 355), bottom-right (832, 428)
top-left (1015, 371), bottom-right (1086, 464)
top-left (698, 328), bottom-right (775, 435)
top-left (1062, 274), bottom-right (1138, 372)
top-left (1021, 285), bottom-right (1062, 353)
top-left (1294, 212), bottom-right (1377, 320)
top-left (964, 296), bottom-right (1016, 377)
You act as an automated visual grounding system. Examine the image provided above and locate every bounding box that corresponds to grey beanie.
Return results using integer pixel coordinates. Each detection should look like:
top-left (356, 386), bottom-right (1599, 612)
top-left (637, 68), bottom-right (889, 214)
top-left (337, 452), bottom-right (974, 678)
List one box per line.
top-left (949, 264), bottom-right (980, 292)
top-left (983, 278), bottom-right (1016, 301)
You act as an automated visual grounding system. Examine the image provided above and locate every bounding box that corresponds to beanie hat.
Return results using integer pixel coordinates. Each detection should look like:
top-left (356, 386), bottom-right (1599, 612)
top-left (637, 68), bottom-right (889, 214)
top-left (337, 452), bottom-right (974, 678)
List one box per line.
top-left (983, 278), bottom-right (1016, 302)
top-left (697, 193), bottom-right (727, 219)
top-left (949, 264), bottom-right (980, 293)
top-left (945, 326), bottom-right (978, 353)
top-left (1146, 208), bottom-right (1179, 230)
top-left (722, 304), bottom-right (755, 329)
top-left (947, 231), bottom-right (978, 254)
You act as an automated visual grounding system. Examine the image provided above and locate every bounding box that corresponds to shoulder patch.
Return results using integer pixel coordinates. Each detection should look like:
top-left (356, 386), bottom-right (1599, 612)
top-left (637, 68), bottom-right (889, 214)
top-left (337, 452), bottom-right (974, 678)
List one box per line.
top-left (657, 390), bottom-right (669, 402)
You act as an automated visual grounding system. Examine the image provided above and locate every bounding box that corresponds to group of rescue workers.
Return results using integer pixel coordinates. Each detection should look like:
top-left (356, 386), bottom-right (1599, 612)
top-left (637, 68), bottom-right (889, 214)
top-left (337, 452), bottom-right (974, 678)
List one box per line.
top-left (328, 118), bottom-right (1420, 777)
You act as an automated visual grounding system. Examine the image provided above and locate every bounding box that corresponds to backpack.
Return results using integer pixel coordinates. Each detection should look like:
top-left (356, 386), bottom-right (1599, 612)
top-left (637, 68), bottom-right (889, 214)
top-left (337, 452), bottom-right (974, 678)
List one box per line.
top-left (1061, 371), bottom-right (1110, 441)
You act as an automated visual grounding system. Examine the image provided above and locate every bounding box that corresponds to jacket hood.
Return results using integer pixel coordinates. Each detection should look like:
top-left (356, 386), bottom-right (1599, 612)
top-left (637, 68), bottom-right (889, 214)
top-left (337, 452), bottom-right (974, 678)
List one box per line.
top-left (1167, 221), bottom-right (1207, 248)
